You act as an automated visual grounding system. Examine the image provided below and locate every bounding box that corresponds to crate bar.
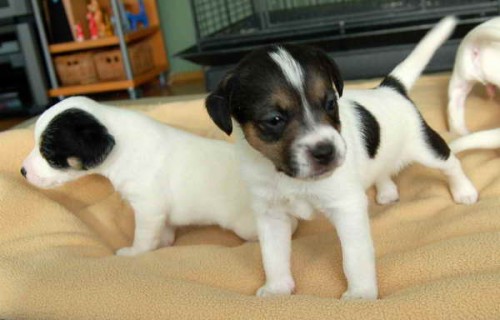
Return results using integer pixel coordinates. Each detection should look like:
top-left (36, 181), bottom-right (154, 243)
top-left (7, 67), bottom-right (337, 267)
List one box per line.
top-left (190, 0), bottom-right (203, 51)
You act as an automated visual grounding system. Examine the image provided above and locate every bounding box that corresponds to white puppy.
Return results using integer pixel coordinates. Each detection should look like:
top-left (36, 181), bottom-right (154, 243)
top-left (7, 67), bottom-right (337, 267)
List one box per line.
top-left (205, 17), bottom-right (478, 300)
top-left (448, 17), bottom-right (500, 135)
top-left (21, 96), bottom-right (259, 255)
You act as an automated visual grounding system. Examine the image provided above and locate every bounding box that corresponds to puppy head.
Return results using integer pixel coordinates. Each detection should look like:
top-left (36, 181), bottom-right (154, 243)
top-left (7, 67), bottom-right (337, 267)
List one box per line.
top-left (206, 44), bottom-right (346, 180)
top-left (21, 97), bottom-right (115, 189)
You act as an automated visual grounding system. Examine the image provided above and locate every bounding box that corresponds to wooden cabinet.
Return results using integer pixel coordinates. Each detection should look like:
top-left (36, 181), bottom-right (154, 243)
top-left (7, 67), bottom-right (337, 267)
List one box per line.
top-left (31, 0), bottom-right (169, 99)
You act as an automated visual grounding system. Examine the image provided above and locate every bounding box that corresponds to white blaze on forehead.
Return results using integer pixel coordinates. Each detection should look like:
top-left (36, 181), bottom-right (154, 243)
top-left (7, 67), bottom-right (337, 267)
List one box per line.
top-left (269, 46), bottom-right (315, 125)
top-left (269, 46), bottom-right (304, 91)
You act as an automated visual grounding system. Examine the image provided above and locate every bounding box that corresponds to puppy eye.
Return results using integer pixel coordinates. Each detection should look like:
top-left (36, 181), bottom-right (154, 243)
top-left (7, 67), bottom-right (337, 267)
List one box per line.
top-left (325, 94), bottom-right (337, 113)
top-left (259, 113), bottom-right (286, 131)
top-left (266, 115), bottom-right (284, 127)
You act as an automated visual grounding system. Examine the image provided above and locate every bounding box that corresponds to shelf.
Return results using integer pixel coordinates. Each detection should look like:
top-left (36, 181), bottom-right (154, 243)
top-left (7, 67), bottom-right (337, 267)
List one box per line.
top-left (48, 64), bottom-right (167, 97)
top-left (49, 25), bottom-right (160, 54)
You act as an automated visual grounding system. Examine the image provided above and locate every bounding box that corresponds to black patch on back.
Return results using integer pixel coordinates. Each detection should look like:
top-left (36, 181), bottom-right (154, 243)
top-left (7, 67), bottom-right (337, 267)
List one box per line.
top-left (421, 118), bottom-right (450, 160)
top-left (379, 76), bottom-right (409, 99)
top-left (353, 102), bottom-right (380, 159)
top-left (40, 108), bottom-right (115, 170)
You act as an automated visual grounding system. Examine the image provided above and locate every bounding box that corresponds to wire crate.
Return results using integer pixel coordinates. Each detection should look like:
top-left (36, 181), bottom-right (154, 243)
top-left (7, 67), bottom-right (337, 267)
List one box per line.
top-left (190, 0), bottom-right (500, 50)
top-left (185, 0), bottom-right (500, 90)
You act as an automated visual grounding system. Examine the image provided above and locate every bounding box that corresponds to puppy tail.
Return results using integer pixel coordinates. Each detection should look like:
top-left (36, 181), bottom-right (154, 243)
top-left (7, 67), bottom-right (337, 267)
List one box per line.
top-left (386, 16), bottom-right (457, 91)
top-left (449, 128), bottom-right (500, 153)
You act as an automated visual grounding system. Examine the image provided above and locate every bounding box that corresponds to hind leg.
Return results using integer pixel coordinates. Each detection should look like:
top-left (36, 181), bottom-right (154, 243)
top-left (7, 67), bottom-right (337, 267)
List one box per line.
top-left (418, 154), bottom-right (477, 204)
top-left (375, 176), bottom-right (399, 205)
top-left (448, 77), bottom-right (473, 136)
top-left (413, 124), bottom-right (478, 204)
top-left (159, 225), bottom-right (176, 247)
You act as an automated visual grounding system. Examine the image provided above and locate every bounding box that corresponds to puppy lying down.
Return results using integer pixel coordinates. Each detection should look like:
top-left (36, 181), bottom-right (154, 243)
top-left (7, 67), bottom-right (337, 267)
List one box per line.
top-left (21, 97), bottom-right (260, 256)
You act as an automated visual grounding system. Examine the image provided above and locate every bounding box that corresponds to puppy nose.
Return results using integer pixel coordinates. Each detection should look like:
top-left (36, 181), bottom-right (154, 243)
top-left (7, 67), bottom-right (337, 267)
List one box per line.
top-left (20, 167), bottom-right (27, 178)
top-left (310, 142), bottom-right (334, 164)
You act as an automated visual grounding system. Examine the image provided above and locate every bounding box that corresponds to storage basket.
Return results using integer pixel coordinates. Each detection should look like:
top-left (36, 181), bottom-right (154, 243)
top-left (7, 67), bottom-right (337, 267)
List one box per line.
top-left (54, 52), bottom-right (98, 86)
top-left (93, 41), bottom-right (154, 81)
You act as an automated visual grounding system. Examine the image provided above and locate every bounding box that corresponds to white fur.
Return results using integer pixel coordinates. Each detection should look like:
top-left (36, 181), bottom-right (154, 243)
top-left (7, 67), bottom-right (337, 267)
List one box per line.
top-left (23, 97), bottom-right (259, 255)
top-left (291, 125), bottom-right (346, 179)
top-left (270, 46), bottom-right (316, 125)
top-left (237, 17), bottom-right (477, 299)
top-left (448, 17), bottom-right (500, 135)
top-left (450, 127), bottom-right (500, 153)
top-left (270, 47), bottom-right (305, 92)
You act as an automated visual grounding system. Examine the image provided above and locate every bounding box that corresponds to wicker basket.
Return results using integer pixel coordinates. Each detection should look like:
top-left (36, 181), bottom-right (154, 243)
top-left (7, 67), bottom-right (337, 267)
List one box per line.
top-left (54, 53), bottom-right (98, 86)
top-left (94, 41), bottom-right (154, 81)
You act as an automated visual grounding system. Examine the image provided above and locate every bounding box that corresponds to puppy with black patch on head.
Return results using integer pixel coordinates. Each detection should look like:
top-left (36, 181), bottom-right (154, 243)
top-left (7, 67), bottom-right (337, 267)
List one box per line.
top-left (205, 16), bottom-right (478, 299)
top-left (21, 96), bottom-right (261, 255)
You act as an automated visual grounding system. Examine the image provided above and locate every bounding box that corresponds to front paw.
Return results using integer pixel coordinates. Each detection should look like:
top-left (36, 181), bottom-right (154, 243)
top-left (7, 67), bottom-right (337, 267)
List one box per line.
top-left (376, 189), bottom-right (399, 205)
top-left (116, 246), bottom-right (149, 256)
top-left (341, 287), bottom-right (378, 301)
top-left (256, 280), bottom-right (295, 297)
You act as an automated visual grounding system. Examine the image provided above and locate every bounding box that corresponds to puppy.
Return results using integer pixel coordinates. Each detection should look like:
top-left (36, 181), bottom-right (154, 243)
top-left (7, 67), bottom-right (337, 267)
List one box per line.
top-left (21, 96), bottom-right (259, 255)
top-left (448, 17), bottom-right (500, 135)
top-left (205, 16), bottom-right (478, 299)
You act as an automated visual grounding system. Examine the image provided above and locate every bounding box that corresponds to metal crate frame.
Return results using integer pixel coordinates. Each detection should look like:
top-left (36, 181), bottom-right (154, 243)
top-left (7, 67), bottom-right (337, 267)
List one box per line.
top-left (190, 0), bottom-right (500, 50)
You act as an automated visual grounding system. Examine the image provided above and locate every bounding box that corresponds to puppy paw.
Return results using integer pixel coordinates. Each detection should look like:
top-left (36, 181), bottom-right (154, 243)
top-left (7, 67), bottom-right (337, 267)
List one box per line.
top-left (376, 190), bottom-right (399, 205)
top-left (159, 232), bottom-right (175, 247)
top-left (116, 246), bottom-right (149, 256)
top-left (256, 280), bottom-right (295, 297)
top-left (450, 126), bottom-right (469, 137)
top-left (451, 182), bottom-right (478, 205)
top-left (341, 288), bottom-right (378, 301)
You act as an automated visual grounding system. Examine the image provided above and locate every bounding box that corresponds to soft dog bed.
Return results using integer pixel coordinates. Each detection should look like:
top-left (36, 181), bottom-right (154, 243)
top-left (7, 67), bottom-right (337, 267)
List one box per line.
top-left (0, 74), bottom-right (499, 319)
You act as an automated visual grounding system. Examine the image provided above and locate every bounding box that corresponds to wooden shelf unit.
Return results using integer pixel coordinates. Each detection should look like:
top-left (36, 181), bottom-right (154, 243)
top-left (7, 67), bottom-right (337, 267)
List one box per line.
top-left (49, 25), bottom-right (160, 54)
top-left (33, 0), bottom-right (169, 99)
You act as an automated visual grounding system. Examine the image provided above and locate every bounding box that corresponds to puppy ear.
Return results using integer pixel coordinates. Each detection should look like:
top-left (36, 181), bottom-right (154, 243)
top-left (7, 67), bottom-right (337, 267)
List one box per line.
top-left (316, 50), bottom-right (344, 97)
top-left (205, 73), bottom-right (237, 135)
top-left (40, 108), bottom-right (115, 170)
top-left (73, 116), bottom-right (115, 169)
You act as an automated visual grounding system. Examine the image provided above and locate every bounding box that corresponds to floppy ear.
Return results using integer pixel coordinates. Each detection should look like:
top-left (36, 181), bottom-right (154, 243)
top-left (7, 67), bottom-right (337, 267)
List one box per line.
top-left (205, 73), bottom-right (236, 135)
top-left (40, 108), bottom-right (115, 170)
top-left (71, 118), bottom-right (115, 169)
top-left (316, 50), bottom-right (344, 97)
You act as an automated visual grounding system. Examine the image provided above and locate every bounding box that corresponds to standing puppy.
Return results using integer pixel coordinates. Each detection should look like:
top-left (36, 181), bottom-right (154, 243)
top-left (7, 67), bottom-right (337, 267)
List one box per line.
top-left (205, 17), bottom-right (478, 299)
top-left (21, 97), bottom-right (260, 255)
top-left (448, 17), bottom-right (500, 135)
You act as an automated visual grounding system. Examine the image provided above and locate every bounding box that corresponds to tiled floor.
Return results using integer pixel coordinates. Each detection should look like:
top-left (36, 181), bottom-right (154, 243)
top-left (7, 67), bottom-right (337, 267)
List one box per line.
top-left (0, 78), bottom-right (207, 131)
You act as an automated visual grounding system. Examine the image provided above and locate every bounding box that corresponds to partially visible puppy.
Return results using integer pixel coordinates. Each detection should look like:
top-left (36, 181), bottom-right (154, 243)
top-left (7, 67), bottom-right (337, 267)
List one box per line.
top-left (21, 96), bottom-right (260, 255)
top-left (450, 127), bottom-right (500, 153)
top-left (448, 17), bottom-right (500, 135)
top-left (205, 16), bottom-right (477, 300)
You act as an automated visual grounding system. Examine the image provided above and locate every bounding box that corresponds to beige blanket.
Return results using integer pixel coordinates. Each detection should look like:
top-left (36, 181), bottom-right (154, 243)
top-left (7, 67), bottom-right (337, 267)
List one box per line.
top-left (0, 74), bottom-right (499, 319)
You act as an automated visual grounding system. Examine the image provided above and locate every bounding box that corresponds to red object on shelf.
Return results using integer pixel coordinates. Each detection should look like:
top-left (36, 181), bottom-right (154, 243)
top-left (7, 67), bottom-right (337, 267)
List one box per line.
top-left (74, 23), bottom-right (84, 42)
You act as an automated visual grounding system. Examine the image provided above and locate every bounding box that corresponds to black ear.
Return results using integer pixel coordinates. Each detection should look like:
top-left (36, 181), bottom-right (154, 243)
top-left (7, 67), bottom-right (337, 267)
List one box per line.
top-left (316, 50), bottom-right (344, 97)
top-left (40, 108), bottom-right (115, 170)
top-left (205, 73), bottom-right (236, 135)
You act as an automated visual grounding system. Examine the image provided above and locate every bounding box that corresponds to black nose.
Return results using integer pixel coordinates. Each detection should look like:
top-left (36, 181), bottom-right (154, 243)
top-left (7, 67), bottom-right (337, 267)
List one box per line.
top-left (20, 167), bottom-right (27, 178)
top-left (310, 142), bottom-right (334, 165)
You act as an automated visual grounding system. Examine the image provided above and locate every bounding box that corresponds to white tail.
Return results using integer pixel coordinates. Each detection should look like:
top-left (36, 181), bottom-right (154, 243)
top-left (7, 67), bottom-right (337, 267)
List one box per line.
top-left (389, 16), bottom-right (457, 91)
top-left (449, 128), bottom-right (500, 153)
